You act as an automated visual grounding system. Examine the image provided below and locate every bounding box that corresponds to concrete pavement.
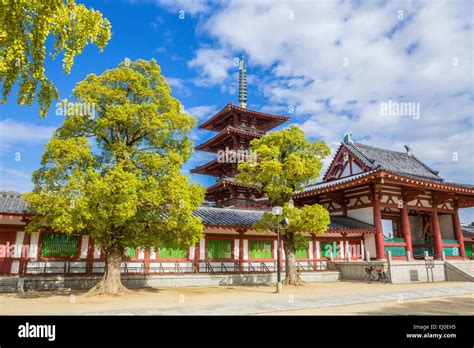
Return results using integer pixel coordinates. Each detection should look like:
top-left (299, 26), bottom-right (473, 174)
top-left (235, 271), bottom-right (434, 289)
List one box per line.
top-left (80, 283), bottom-right (473, 315)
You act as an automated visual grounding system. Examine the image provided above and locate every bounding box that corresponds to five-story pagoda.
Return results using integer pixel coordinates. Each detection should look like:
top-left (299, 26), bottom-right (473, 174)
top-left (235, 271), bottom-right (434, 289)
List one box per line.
top-left (191, 52), bottom-right (290, 208)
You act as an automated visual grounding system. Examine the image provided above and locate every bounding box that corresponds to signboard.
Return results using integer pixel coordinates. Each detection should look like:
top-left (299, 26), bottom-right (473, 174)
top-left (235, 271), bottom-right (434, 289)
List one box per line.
top-left (425, 256), bottom-right (435, 269)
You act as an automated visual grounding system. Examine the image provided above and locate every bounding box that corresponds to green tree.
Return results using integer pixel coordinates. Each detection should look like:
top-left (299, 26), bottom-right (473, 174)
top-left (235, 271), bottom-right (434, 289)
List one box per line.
top-left (0, 0), bottom-right (111, 117)
top-left (24, 59), bottom-right (205, 294)
top-left (238, 125), bottom-right (331, 285)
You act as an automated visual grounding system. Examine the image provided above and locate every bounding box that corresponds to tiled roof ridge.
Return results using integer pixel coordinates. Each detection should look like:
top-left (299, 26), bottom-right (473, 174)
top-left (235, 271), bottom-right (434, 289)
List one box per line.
top-left (195, 125), bottom-right (263, 151)
top-left (346, 143), bottom-right (376, 167)
top-left (351, 142), bottom-right (440, 177)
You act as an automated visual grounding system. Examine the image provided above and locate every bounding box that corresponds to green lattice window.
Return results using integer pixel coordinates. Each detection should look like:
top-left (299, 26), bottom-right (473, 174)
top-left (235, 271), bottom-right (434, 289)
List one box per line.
top-left (443, 246), bottom-right (460, 257)
top-left (320, 241), bottom-right (338, 258)
top-left (384, 238), bottom-right (405, 243)
top-left (207, 239), bottom-right (232, 259)
top-left (442, 239), bottom-right (458, 245)
top-left (158, 245), bottom-right (187, 259)
top-left (125, 247), bottom-right (136, 258)
top-left (295, 246), bottom-right (308, 259)
top-left (249, 240), bottom-right (272, 259)
top-left (465, 245), bottom-right (472, 258)
top-left (384, 245), bottom-right (406, 257)
top-left (413, 246), bottom-right (434, 257)
top-left (40, 234), bottom-right (79, 258)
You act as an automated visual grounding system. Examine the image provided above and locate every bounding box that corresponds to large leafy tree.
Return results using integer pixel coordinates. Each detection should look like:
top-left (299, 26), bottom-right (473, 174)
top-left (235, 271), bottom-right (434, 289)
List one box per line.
top-left (24, 59), bottom-right (205, 294)
top-left (0, 0), bottom-right (111, 117)
top-left (238, 125), bottom-right (331, 285)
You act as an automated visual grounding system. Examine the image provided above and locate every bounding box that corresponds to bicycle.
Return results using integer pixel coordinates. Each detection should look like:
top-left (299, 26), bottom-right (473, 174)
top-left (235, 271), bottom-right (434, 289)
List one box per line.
top-left (364, 263), bottom-right (390, 284)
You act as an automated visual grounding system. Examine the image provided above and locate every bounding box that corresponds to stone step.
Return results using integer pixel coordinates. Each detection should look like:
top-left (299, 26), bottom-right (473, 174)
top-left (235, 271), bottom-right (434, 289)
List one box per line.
top-left (447, 261), bottom-right (474, 280)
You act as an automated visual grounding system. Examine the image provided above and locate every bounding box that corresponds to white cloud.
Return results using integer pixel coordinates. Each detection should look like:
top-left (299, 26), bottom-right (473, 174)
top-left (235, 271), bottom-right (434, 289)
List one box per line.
top-left (189, 0), bottom-right (473, 185)
top-left (155, 0), bottom-right (211, 15)
top-left (166, 77), bottom-right (190, 96)
top-left (185, 105), bottom-right (218, 120)
top-left (188, 48), bottom-right (235, 86)
top-left (0, 119), bottom-right (55, 144)
top-left (0, 168), bottom-right (33, 193)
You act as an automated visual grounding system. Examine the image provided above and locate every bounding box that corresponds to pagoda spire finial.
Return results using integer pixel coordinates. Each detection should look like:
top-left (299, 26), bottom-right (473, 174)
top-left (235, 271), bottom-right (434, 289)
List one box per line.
top-left (239, 50), bottom-right (247, 108)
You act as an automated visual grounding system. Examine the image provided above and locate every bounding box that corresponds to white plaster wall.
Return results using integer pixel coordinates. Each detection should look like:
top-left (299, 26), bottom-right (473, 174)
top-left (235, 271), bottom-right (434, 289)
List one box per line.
top-left (243, 240), bottom-right (249, 260)
top-left (315, 241), bottom-right (321, 259)
top-left (199, 239), bottom-right (205, 260)
top-left (13, 231), bottom-right (25, 258)
top-left (439, 214), bottom-right (455, 239)
top-left (28, 232), bottom-right (39, 259)
top-left (188, 247), bottom-right (194, 260)
top-left (79, 236), bottom-right (89, 259)
top-left (308, 241), bottom-right (313, 259)
top-left (234, 239), bottom-right (239, 260)
top-left (10, 260), bottom-right (20, 274)
top-left (347, 207), bottom-right (373, 224)
top-left (93, 246), bottom-right (101, 259)
top-left (364, 234), bottom-right (376, 259)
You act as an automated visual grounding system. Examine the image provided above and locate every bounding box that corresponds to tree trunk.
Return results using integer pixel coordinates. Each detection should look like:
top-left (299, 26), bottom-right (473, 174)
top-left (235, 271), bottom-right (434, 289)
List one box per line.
top-left (282, 237), bottom-right (305, 286)
top-left (87, 246), bottom-right (130, 295)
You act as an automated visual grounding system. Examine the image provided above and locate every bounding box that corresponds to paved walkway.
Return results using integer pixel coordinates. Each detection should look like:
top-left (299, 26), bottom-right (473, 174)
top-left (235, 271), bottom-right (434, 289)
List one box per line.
top-left (82, 284), bottom-right (473, 315)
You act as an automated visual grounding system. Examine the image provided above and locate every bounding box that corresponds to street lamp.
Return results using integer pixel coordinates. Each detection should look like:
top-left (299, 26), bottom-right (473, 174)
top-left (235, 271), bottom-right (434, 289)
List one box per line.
top-left (272, 206), bottom-right (283, 293)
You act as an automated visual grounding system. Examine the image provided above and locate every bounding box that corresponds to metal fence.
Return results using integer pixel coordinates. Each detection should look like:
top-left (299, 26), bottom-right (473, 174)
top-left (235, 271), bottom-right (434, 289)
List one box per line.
top-left (20, 259), bottom-right (328, 276)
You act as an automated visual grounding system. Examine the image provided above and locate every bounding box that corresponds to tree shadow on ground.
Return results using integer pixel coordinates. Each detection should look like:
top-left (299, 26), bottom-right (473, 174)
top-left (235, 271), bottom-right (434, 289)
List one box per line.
top-left (3, 286), bottom-right (163, 299)
top-left (358, 296), bottom-right (474, 315)
top-left (2, 289), bottom-right (84, 299)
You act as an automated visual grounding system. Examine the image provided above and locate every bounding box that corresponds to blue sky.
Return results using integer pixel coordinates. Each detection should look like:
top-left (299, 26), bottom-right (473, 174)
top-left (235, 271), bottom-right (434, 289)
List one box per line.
top-left (0, 0), bottom-right (473, 222)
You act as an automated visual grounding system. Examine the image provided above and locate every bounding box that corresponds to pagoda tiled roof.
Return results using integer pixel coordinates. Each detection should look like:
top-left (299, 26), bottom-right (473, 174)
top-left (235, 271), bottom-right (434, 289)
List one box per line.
top-left (198, 103), bottom-right (290, 132)
top-left (190, 158), bottom-right (235, 176)
top-left (195, 126), bottom-right (263, 153)
top-left (205, 177), bottom-right (260, 193)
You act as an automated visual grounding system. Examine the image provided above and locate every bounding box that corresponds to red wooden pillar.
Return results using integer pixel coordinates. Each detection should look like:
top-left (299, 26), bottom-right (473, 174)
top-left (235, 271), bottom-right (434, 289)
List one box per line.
top-left (239, 231), bottom-right (244, 271)
top-left (453, 208), bottom-right (467, 259)
top-left (431, 207), bottom-right (443, 259)
top-left (373, 191), bottom-right (385, 260)
top-left (401, 202), bottom-right (413, 256)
